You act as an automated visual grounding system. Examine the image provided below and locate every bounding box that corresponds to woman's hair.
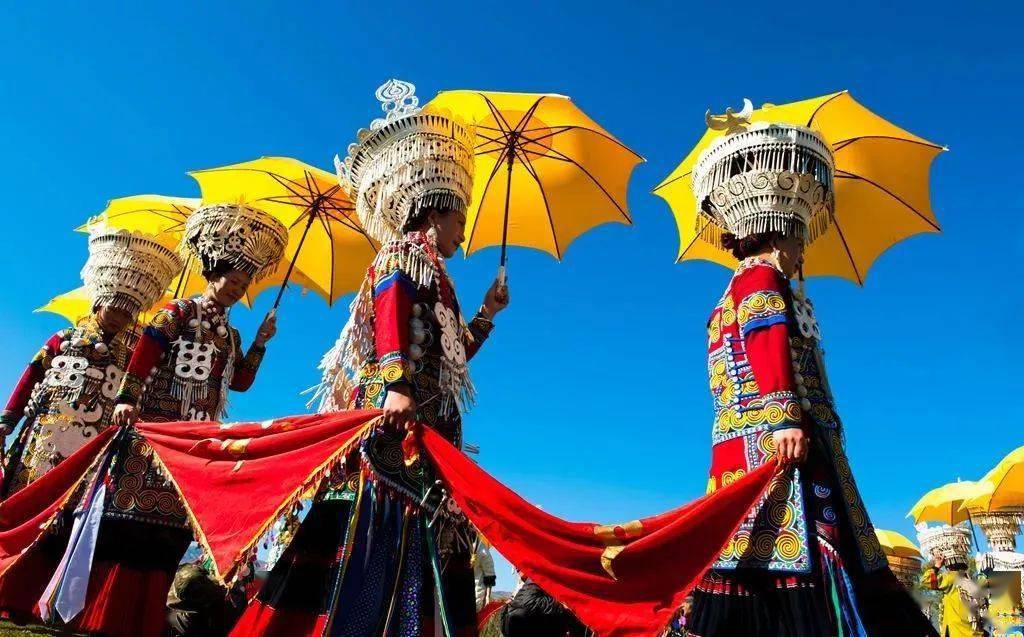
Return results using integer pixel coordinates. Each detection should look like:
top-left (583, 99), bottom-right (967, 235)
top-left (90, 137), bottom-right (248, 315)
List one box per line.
top-left (720, 231), bottom-right (783, 260)
top-left (201, 261), bottom-right (236, 282)
top-left (403, 203), bottom-right (455, 233)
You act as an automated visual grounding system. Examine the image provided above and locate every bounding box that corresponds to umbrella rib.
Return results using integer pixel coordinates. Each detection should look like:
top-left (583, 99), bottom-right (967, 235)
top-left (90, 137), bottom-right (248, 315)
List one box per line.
top-left (830, 214), bottom-right (863, 286)
top-left (676, 217), bottom-right (716, 263)
top-left (831, 135), bottom-right (945, 152)
top-left (512, 97), bottom-right (546, 135)
top-left (464, 145), bottom-right (511, 254)
top-left (806, 92), bottom-right (846, 127)
top-left (480, 95), bottom-right (514, 135)
top-left (523, 125), bottom-right (643, 160)
top-left (652, 171), bottom-right (692, 193)
top-left (517, 146), bottom-right (561, 260)
top-left (540, 145), bottom-right (632, 222)
top-left (834, 171), bottom-right (940, 231)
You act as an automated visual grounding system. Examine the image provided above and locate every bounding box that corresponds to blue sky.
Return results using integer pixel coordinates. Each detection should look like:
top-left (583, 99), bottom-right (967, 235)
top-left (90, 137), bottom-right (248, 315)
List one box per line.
top-left (2, 2), bottom-right (1021, 589)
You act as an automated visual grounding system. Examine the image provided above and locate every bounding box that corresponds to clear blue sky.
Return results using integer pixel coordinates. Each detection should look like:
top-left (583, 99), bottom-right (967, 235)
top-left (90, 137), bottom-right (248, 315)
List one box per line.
top-left (2, 2), bottom-right (1021, 589)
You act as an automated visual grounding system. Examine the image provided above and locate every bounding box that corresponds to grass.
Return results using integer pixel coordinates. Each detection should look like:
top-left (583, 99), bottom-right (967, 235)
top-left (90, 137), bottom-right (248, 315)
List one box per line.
top-left (0, 620), bottom-right (86, 636)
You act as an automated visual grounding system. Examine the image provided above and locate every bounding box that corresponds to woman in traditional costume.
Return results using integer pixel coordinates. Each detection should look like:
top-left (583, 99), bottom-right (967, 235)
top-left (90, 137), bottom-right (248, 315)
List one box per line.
top-left (919, 526), bottom-right (987, 637)
top-left (1, 226), bottom-right (181, 495)
top-left (62, 202), bottom-right (286, 637)
top-left (0, 226), bottom-right (181, 623)
top-left (685, 119), bottom-right (937, 636)
top-left (233, 79), bottom-right (509, 637)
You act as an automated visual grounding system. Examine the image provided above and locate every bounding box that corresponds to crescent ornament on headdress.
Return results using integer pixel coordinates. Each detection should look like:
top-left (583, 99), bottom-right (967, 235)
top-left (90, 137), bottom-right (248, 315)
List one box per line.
top-left (705, 98), bottom-right (754, 134)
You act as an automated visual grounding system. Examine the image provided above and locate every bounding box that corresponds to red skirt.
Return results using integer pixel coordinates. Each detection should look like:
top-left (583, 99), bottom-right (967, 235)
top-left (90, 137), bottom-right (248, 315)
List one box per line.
top-left (70, 560), bottom-right (174, 637)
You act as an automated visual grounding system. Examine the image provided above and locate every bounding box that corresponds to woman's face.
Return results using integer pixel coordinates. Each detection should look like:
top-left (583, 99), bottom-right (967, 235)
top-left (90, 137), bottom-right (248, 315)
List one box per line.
top-left (773, 234), bottom-right (805, 278)
top-left (206, 269), bottom-right (252, 306)
top-left (95, 306), bottom-right (133, 336)
top-left (429, 208), bottom-right (467, 258)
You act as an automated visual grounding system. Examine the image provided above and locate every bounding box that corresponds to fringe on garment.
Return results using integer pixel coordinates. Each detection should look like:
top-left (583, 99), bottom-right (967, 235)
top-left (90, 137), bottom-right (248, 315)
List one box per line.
top-left (309, 239), bottom-right (476, 415)
top-left (309, 241), bottom-right (439, 413)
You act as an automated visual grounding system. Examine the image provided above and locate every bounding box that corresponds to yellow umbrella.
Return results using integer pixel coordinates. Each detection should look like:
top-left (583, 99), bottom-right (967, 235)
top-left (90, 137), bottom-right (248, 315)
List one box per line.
top-left (78, 194), bottom-right (199, 251)
top-left (909, 480), bottom-right (988, 526)
top-left (37, 286), bottom-right (169, 325)
top-left (962, 446), bottom-right (1024, 513)
top-left (426, 90), bottom-right (643, 274)
top-left (875, 529), bottom-right (921, 559)
top-left (654, 91), bottom-right (945, 284)
top-left (189, 157), bottom-right (378, 307)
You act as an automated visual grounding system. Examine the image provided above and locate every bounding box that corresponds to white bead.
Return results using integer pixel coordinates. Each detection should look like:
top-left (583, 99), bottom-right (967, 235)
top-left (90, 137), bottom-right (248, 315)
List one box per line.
top-left (24, 406), bottom-right (32, 416)
top-left (188, 319), bottom-right (200, 328)
top-left (412, 304), bottom-right (423, 317)
top-left (410, 318), bottom-right (424, 331)
top-left (59, 341), bottom-right (69, 352)
top-left (794, 373), bottom-right (804, 385)
top-left (150, 366), bottom-right (159, 375)
top-left (202, 321), bottom-right (211, 330)
top-left (72, 338), bottom-right (87, 348)
top-left (94, 342), bottom-right (108, 354)
top-left (796, 385), bottom-right (808, 397)
top-left (801, 398), bottom-right (812, 411)
top-left (216, 326), bottom-right (227, 337)
top-left (410, 344), bottom-right (424, 360)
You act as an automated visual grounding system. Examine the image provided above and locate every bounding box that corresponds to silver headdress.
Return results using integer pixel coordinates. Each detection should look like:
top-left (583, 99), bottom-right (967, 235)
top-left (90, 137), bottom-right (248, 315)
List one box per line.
top-left (81, 226), bottom-right (183, 317)
top-left (917, 523), bottom-right (972, 568)
top-left (692, 99), bottom-right (835, 244)
top-left (181, 203), bottom-right (288, 283)
top-left (335, 79), bottom-right (475, 245)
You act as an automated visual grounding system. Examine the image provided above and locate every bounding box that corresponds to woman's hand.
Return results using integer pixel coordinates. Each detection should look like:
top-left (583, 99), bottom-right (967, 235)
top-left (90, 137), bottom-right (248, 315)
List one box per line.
top-left (253, 311), bottom-right (278, 347)
top-left (772, 427), bottom-right (808, 464)
top-left (382, 385), bottom-right (417, 431)
top-left (482, 278), bottom-right (510, 318)
top-left (112, 404), bottom-right (138, 428)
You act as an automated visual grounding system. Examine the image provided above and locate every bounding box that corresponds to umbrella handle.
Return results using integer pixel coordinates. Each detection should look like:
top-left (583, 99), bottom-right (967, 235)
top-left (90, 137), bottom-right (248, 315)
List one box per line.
top-left (497, 265), bottom-right (507, 288)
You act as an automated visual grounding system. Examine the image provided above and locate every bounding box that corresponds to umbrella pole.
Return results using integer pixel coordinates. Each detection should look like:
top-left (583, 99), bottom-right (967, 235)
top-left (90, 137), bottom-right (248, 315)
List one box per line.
top-left (498, 149), bottom-right (515, 287)
top-left (273, 213), bottom-right (316, 309)
top-left (174, 256), bottom-right (192, 299)
top-left (966, 509), bottom-right (982, 552)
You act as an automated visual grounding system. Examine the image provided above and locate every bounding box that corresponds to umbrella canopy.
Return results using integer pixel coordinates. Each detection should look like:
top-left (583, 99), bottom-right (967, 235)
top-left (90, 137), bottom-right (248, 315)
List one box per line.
top-left (78, 194), bottom-right (199, 250)
top-left (654, 91), bottom-right (945, 284)
top-left (189, 157), bottom-right (378, 307)
top-left (426, 90), bottom-right (642, 265)
top-left (962, 446), bottom-right (1024, 513)
top-left (875, 528), bottom-right (921, 559)
top-left (37, 286), bottom-right (169, 325)
top-left (78, 193), bottom-right (326, 308)
top-left (909, 480), bottom-right (988, 526)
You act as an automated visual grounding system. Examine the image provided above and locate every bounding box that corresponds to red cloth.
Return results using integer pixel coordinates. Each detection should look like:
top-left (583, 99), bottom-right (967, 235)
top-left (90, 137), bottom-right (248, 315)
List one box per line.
top-left (230, 598), bottom-right (327, 637)
top-left (134, 410), bottom-right (379, 583)
top-left (71, 560), bottom-right (172, 637)
top-left (477, 600), bottom-right (504, 631)
top-left (420, 426), bottom-right (780, 637)
top-left (0, 427), bottom-right (115, 577)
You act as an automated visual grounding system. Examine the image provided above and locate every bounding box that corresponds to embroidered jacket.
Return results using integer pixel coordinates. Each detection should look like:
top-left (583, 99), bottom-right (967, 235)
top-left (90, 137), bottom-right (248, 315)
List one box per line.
top-left (107, 298), bottom-right (266, 528)
top-left (704, 258), bottom-right (885, 573)
top-left (324, 231), bottom-right (493, 446)
top-left (1, 316), bottom-right (130, 495)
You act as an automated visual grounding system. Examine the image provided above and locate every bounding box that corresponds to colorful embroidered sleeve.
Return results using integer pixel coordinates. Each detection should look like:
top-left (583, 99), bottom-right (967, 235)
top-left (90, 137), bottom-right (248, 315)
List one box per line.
top-left (1, 331), bottom-right (65, 427)
top-left (465, 312), bottom-right (494, 360)
top-left (229, 328), bottom-right (266, 392)
top-left (372, 263), bottom-right (417, 390)
top-left (115, 301), bottom-right (185, 406)
top-left (733, 265), bottom-right (803, 432)
top-left (920, 567), bottom-right (955, 593)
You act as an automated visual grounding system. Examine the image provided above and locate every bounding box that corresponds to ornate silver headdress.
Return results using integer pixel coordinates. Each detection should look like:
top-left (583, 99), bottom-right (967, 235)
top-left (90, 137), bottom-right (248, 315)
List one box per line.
top-left (81, 225), bottom-right (183, 317)
top-left (181, 203), bottom-right (288, 283)
top-left (335, 79), bottom-right (475, 245)
top-left (692, 99), bottom-right (835, 244)
top-left (917, 523), bottom-right (972, 568)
